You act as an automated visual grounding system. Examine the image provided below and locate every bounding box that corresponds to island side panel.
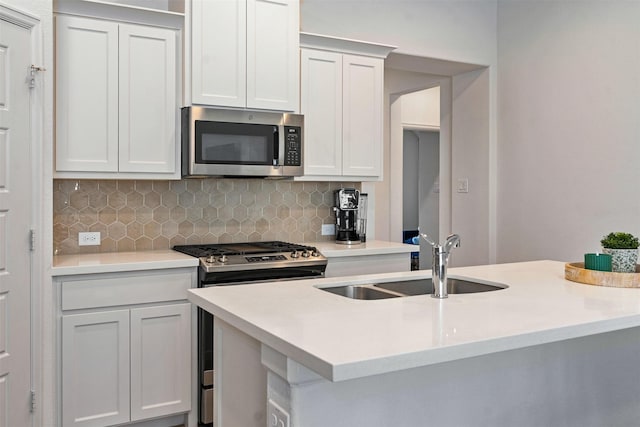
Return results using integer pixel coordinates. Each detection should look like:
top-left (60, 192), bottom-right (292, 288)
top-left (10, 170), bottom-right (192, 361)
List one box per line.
top-left (214, 318), bottom-right (266, 427)
top-left (268, 327), bottom-right (640, 427)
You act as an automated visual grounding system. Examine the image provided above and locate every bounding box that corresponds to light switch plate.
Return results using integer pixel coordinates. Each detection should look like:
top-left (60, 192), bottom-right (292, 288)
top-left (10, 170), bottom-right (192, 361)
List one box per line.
top-left (457, 178), bottom-right (469, 193)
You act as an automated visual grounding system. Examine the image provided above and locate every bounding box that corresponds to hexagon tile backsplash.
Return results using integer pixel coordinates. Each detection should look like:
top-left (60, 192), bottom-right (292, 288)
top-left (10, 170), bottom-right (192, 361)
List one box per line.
top-left (53, 179), bottom-right (360, 255)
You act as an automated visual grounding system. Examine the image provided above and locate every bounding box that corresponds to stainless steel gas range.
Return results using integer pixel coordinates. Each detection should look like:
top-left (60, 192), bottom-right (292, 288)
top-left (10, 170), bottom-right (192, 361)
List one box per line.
top-left (172, 241), bottom-right (327, 426)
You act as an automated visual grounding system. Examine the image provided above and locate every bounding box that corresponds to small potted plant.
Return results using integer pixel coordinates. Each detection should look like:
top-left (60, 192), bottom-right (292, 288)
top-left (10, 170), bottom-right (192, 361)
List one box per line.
top-left (601, 232), bottom-right (639, 273)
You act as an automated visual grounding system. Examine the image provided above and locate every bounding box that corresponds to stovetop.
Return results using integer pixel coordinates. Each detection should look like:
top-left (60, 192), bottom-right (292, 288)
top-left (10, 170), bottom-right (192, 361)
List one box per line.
top-left (172, 241), bottom-right (327, 273)
top-left (173, 241), bottom-right (317, 257)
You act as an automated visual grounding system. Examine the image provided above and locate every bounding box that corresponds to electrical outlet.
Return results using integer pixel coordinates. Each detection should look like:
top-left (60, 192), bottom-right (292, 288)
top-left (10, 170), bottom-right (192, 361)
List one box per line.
top-left (79, 232), bottom-right (101, 246)
top-left (267, 399), bottom-right (290, 427)
top-left (321, 224), bottom-right (335, 236)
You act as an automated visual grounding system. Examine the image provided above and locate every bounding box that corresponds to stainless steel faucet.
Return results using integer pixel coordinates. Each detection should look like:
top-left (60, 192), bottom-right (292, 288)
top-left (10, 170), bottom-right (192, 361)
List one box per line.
top-left (420, 232), bottom-right (461, 299)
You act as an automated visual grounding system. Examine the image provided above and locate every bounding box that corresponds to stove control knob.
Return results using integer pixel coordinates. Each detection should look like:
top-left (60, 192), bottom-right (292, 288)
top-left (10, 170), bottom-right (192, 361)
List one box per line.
top-left (206, 256), bottom-right (216, 264)
top-left (218, 255), bottom-right (228, 263)
top-left (302, 250), bottom-right (310, 258)
top-left (290, 250), bottom-right (299, 259)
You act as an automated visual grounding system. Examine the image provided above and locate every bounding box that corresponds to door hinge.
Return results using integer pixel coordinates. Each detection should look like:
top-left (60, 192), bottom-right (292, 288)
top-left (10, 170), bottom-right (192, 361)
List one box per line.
top-left (30, 229), bottom-right (35, 252)
top-left (30, 390), bottom-right (36, 413)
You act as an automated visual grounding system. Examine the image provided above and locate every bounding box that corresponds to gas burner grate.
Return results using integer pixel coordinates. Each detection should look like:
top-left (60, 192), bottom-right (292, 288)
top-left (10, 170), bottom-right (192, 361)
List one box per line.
top-left (172, 241), bottom-right (318, 258)
top-left (172, 245), bottom-right (240, 258)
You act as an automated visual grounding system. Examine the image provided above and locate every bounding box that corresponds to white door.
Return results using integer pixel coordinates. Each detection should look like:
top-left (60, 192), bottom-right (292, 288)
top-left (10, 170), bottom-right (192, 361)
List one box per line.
top-left (62, 310), bottom-right (130, 427)
top-left (55, 15), bottom-right (119, 172)
top-left (300, 48), bottom-right (343, 176)
top-left (191, 0), bottom-right (246, 107)
top-left (0, 17), bottom-right (33, 427)
top-left (342, 54), bottom-right (383, 177)
top-left (246, 0), bottom-right (299, 111)
top-left (130, 303), bottom-right (191, 421)
top-left (119, 23), bottom-right (176, 174)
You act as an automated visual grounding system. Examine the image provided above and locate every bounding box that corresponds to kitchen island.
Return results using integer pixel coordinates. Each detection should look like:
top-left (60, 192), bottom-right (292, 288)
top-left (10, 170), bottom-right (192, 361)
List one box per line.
top-left (187, 260), bottom-right (640, 427)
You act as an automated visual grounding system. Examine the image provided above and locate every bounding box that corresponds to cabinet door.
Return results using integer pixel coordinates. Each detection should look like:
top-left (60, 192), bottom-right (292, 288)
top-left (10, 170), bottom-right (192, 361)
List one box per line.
top-left (130, 303), bottom-right (191, 421)
top-left (246, 0), bottom-right (299, 111)
top-left (191, 0), bottom-right (246, 107)
top-left (62, 310), bottom-right (130, 427)
top-left (119, 24), bottom-right (177, 173)
top-left (55, 15), bottom-right (118, 172)
top-left (300, 49), bottom-right (343, 176)
top-left (342, 54), bottom-right (383, 177)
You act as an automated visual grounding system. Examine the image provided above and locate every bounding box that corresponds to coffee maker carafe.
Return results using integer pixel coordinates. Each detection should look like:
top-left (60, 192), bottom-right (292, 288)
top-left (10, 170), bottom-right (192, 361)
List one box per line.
top-left (333, 188), bottom-right (361, 245)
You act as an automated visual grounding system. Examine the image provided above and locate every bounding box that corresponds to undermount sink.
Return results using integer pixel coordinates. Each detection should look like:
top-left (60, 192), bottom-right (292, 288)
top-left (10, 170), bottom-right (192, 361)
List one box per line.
top-left (374, 278), bottom-right (507, 296)
top-left (321, 285), bottom-right (400, 300)
top-left (318, 277), bottom-right (507, 300)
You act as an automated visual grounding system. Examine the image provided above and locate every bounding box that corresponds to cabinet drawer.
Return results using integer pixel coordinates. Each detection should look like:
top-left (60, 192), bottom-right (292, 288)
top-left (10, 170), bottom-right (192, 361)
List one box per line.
top-left (61, 269), bottom-right (193, 310)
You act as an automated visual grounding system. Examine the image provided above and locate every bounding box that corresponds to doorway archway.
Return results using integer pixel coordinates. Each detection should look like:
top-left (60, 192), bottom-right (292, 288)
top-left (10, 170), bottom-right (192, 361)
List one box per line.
top-left (373, 52), bottom-right (494, 267)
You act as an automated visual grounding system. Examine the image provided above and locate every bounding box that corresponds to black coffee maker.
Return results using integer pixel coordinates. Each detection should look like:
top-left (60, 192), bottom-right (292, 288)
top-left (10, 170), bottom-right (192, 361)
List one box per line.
top-left (333, 188), bottom-right (361, 245)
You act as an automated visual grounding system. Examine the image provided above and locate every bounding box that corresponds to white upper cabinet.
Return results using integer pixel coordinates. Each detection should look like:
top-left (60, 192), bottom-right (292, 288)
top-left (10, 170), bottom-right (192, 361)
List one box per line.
top-left (300, 49), bottom-right (343, 176)
top-left (118, 24), bottom-right (177, 173)
top-left (300, 33), bottom-right (395, 181)
top-left (56, 16), bottom-right (119, 173)
top-left (55, 14), bottom-right (180, 179)
top-left (190, 0), bottom-right (299, 111)
top-left (342, 54), bottom-right (384, 177)
top-left (191, 0), bottom-right (246, 108)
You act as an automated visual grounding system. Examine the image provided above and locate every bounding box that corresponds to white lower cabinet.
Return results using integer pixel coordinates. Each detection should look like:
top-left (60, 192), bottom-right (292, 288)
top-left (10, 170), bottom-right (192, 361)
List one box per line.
top-left (57, 269), bottom-right (195, 427)
top-left (62, 310), bottom-right (131, 427)
top-left (130, 304), bottom-right (191, 421)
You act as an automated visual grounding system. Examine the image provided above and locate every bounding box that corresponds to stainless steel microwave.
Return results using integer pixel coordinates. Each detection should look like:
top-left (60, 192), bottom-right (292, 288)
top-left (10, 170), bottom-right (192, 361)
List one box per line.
top-left (181, 107), bottom-right (304, 178)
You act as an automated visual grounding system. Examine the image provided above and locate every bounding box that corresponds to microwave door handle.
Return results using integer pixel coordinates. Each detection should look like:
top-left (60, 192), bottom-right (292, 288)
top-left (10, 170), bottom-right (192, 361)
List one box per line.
top-left (273, 126), bottom-right (280, 166)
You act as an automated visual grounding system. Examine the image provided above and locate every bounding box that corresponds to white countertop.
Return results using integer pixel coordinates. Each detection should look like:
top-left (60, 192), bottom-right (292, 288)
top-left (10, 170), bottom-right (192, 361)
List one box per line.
top-left (50, 240), bottom-right (411, 275)
top-left (52, 250), bottom-right (198, 275)
top-left (188, 260), bottom-right (640, 382)
top-left (310, 239), bottom-right (416, 257)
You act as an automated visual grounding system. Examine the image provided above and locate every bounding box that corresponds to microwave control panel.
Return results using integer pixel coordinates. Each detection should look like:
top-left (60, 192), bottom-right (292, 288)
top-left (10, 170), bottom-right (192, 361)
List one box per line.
top-left (283, 126), bottom-right (302, 166)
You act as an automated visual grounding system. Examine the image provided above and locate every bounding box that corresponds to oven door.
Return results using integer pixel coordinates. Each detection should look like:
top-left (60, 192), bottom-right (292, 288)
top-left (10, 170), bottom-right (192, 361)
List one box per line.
top-left (197, 266), bottom-right (325, 426)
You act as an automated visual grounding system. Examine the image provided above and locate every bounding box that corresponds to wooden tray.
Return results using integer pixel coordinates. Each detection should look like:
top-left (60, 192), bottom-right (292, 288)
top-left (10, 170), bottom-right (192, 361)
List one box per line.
top-left (564, 262), bottom-right (640, 288)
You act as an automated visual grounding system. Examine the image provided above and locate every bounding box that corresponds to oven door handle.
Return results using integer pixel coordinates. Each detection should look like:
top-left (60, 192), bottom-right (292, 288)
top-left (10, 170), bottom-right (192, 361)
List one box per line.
top-left (202, 273), bottom-right (324, 287)
top-left (200, 267), bottom-right (326, 287)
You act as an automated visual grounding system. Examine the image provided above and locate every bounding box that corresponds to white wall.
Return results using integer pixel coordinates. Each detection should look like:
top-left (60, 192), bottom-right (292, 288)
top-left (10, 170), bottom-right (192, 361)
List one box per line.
top-left (300, 0), bottom-right (497, 66)
top-left (497, 1), bottom-right (640, 262)
top-left (451, 68), bottom-right (492, 266)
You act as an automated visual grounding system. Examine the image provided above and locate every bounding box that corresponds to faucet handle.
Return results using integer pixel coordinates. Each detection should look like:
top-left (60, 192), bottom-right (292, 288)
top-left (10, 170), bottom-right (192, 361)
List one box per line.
top-left (418, 231), bottom-right (436, 247)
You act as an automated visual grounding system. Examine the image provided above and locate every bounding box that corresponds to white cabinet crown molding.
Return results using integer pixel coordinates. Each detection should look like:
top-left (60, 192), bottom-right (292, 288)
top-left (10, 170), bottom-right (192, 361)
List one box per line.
top-left (54, 0), bottom-right (184, 28)
top-left (300, 31), bottom-right (396, 59)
